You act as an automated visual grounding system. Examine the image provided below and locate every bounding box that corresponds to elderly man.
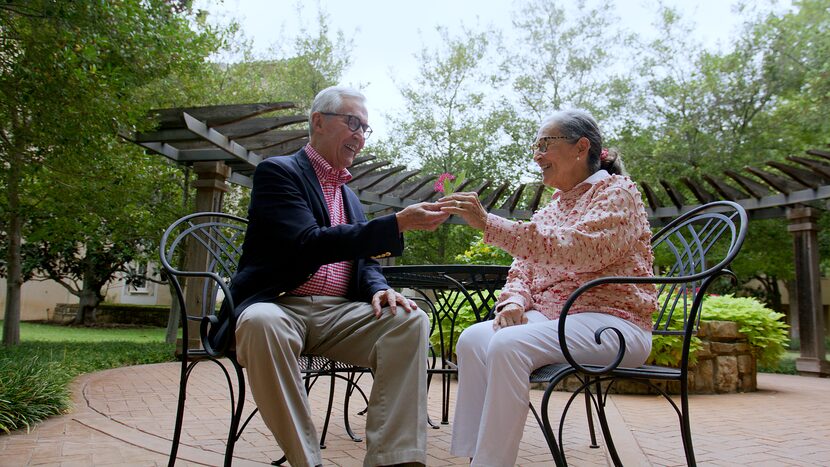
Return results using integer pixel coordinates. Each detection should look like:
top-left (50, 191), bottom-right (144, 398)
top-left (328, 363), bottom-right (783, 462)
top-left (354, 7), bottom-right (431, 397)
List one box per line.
top-left (210, 86), bottom-right (446, 467)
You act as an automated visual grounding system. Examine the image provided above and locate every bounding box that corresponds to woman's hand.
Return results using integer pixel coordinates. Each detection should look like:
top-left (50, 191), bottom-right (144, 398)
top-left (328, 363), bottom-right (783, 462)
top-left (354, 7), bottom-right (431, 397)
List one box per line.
top-left (493, 304), bottom-right (528, 330)
top-left (436, 192), bottom-right (488, 231)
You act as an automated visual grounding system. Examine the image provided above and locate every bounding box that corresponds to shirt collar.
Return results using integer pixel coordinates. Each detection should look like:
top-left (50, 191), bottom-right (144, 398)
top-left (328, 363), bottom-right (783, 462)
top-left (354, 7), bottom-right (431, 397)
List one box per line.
top-left (554, 170), bottom-right (611, 200)
top-left (581, 169), bottom-right (610, 186)
top-left (304, 143), bottom-right (352, 186)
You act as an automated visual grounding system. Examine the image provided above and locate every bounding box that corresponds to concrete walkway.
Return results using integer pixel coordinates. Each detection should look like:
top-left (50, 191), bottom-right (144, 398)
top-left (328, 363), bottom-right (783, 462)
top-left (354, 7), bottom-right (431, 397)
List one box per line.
top-left (2, 361), bottom-right (829, 466)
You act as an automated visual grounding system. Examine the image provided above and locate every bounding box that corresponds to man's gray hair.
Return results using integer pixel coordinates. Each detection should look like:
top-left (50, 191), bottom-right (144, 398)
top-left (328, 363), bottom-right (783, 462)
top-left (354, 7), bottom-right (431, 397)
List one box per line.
top-left (309, 86), bottom-right (367, 136)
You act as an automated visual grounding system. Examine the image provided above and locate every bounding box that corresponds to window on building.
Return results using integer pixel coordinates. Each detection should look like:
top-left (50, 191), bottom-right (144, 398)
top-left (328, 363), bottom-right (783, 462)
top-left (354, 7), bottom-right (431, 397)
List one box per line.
top-left (128, 262), bottom-right (150, 294)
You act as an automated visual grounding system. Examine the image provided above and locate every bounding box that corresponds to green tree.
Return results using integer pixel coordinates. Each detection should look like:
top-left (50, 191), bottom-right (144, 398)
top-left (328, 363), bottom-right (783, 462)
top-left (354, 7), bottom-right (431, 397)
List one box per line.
top-left (384, 26), bottom-right (520, 180)
top-left (142, 7), bottom-right (353, 110)
top-left (20, 147), bottom-right (186, 325)
top-left (619, 1), bottom-right (828, 186)
top-left (728, 218), bottom-right (794, 313)
top-left (379, 26), bottom-right (524, 263)
top-left (615, 4), bottom-right (710, 184)
top-left (614, 1), bottom-right (830, 307)
top-left (0, 0), bottom-right (221, 344)
top-left (506, 0), bottom-right (635, 129)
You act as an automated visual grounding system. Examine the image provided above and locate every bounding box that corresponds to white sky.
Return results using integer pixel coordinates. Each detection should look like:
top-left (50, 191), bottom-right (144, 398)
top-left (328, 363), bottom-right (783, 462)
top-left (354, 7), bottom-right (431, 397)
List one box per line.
top-left (198, 0), bottom-right (779, 140)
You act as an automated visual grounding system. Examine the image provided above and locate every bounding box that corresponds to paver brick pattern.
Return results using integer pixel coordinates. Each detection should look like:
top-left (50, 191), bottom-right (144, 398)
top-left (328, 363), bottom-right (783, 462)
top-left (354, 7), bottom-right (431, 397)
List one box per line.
top-left (2, 362), bottom-right (829, 466)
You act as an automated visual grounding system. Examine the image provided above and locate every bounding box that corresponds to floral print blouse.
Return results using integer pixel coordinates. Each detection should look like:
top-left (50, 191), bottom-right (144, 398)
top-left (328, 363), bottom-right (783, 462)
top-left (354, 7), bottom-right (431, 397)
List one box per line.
top-left (484, 170), bottom-right (657, 331)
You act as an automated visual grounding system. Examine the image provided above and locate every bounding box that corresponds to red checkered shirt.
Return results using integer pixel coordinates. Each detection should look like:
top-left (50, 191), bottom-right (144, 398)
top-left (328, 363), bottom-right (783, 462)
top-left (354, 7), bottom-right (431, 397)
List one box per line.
top-left (290, 144), bottom-right (354, 297)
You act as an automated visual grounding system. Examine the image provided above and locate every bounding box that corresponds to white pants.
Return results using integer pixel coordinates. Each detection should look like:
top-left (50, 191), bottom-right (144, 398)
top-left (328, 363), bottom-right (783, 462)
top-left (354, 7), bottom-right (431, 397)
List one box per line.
top-left (235, 296), bottom-right (429, 467)
top-left (450, 311), bottom-right (652, 467)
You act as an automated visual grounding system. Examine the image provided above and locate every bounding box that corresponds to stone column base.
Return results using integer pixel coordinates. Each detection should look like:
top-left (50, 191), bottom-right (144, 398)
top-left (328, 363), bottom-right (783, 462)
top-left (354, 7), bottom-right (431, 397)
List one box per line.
top-left (796, 357), bottom-right (830, 377)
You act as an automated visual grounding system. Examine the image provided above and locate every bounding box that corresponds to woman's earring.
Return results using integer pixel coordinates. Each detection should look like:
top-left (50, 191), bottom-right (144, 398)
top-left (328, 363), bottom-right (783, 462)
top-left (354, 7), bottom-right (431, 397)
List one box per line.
top-left (576, 156), bottom-right (580, 161)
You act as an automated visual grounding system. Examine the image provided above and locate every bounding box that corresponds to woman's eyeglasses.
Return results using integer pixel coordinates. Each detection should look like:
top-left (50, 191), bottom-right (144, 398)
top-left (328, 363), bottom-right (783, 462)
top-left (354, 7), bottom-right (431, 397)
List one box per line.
top-left (530, 135), bottom-right (570, 153)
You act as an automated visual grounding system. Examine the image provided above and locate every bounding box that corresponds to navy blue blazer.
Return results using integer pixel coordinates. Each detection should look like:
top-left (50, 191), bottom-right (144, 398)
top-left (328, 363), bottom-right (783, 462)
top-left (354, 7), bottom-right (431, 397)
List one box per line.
top-left (208, 149), bottom-right (404, 351)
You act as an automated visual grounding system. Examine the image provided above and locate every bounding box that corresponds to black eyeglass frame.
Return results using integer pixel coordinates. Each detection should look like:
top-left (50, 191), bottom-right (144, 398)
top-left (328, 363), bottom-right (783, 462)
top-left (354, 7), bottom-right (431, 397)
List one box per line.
top-left (320, 112), bottom-right (373, 139)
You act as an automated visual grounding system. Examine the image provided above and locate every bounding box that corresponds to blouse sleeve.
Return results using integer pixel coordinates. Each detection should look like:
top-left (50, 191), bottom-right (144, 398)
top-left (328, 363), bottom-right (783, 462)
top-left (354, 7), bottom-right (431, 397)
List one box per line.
top-left (484, 184), bottom-right (644, 274)
top-left (495, 257), bottom-right (534, 312)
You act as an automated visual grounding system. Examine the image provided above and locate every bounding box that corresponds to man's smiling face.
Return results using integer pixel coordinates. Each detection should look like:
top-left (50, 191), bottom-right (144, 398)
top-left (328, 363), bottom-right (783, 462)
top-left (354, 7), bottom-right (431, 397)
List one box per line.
top-left (310, 97), bottom-right (368, 170)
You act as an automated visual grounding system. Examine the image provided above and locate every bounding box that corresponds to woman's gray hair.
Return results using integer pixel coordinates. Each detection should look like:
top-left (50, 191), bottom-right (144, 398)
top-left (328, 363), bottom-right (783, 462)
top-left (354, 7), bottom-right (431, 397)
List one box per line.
top-left (309, 86), bottom-right (367, 136)
top-left (541, 109), bottom-right (626, 176)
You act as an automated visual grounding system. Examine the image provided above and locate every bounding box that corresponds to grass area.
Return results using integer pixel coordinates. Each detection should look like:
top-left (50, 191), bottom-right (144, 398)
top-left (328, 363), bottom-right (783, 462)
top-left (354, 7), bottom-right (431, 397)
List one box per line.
top-left (16, 320), bottom-right (170, 342)
top-left (0, 320), bottom-right (176, 434)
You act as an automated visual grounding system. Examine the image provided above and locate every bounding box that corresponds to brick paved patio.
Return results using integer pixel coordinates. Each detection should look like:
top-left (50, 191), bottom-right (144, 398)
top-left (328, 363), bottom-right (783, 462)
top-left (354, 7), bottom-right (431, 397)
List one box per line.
top-left (2, 362), bottom-right (829, 466)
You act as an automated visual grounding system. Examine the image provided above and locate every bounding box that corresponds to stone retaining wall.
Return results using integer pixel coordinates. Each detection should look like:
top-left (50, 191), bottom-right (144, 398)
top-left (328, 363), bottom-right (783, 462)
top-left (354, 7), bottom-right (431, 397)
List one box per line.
top-left (51, 303), bottom-right (169, 327)
top-left (554, 320), bottom-right (757, 395)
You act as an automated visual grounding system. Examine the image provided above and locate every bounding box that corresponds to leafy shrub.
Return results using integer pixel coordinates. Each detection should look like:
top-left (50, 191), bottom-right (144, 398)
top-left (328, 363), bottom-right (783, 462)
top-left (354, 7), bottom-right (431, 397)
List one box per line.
top-left (787, 336), bottom-right (830, 352)
top-left (455, 234), bottom-right (513, 266)
top-left (0, 337), bottom-right (175, 434)
top-left (0, 356), bottom-right (72, 434)
top-left (648, 309), bottom-right (703, 367)
top-left (702, 294), bottom-right (789, 367)
top-left (648, 294), bottom-right (789, 368)
top-left (758, 353), bottom-right (796, 374)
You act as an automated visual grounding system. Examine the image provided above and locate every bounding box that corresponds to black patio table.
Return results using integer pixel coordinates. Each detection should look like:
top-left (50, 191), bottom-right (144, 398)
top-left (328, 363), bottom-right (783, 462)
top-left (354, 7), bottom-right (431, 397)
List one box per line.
top-left (382, 264), bottom-right (510, 425)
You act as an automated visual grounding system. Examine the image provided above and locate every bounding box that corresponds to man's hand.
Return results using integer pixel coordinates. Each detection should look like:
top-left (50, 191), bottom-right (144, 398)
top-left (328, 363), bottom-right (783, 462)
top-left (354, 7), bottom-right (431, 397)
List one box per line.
top-left (371, 288), bottom-right (418, 318)
top-left (493, 304), bottom-right (528, 330)
top-left (395, 202), bottom-right (450, 233)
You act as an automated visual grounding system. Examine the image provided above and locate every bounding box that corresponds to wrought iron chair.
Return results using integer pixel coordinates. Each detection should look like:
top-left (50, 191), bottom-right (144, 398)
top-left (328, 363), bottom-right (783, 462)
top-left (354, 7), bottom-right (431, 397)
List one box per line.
top-left (160, 212), bottom-right (369, 467)
top-left (528, 200), bottom-right (748, 466)
top-left (383, 265), bottom-right (509, 426)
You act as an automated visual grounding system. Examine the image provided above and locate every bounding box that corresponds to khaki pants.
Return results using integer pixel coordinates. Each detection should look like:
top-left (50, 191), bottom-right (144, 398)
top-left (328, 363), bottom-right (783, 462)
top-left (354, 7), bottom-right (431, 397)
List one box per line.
top-left (451, 311), bottom-right (652, 467)
top-left (235, 295), bottom-right (429, 467)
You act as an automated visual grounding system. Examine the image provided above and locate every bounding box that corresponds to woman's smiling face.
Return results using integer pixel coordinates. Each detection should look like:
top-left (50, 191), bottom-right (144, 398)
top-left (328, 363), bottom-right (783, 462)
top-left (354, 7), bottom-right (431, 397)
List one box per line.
top-left (532, 123), bottom-right (589, 191)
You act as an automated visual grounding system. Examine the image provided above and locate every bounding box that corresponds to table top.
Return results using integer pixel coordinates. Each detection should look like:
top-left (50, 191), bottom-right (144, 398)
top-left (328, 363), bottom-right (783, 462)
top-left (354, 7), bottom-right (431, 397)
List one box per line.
top-left (382, 264), bottom-right (510, 290)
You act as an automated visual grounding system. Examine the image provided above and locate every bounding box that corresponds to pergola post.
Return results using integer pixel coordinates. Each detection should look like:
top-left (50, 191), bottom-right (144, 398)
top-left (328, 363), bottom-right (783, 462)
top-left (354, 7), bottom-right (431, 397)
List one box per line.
top-left (787, 206), bottom-right (830, 377)
top-left (180, 162), bottom-right (231, 351)
top-left (192, 161), bottom-right (231, 212)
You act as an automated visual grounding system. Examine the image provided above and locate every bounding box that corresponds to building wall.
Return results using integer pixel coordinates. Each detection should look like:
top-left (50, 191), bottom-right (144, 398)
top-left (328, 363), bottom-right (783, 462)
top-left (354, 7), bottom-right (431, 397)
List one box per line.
top-left (0, 264), bottom-right (172, 322)
top-left (0, 278), bottom-right (77, 321)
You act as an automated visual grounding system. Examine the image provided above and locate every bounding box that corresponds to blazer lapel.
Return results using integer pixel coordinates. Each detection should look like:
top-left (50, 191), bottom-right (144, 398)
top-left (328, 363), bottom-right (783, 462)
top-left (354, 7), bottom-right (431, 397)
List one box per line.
top-left (343, 186), bottom-right (358, 224)
top-left (296, 149), bottom-right (331, 226)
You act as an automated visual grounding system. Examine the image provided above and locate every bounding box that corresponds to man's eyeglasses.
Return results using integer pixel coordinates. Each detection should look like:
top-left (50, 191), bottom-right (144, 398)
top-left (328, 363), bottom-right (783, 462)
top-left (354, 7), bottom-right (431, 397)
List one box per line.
top-left (530, 135), bottom-right (570, 153)
top-left (321, 112), bottom-right (373, 139)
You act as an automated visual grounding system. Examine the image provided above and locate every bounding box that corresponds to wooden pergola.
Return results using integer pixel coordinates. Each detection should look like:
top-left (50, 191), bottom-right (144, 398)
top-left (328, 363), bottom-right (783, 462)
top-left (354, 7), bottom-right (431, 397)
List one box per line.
top-left (129, 102), bottom-right (830, 376)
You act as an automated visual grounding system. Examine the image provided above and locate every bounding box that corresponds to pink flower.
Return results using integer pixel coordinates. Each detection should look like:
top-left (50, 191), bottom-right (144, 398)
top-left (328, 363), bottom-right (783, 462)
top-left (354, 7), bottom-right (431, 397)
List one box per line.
top-left (434, 173), bottom-right (456, 193)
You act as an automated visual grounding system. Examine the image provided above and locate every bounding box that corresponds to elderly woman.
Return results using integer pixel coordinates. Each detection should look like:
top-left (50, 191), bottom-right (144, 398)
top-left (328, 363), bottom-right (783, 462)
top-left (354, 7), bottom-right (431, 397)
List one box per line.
top-left (438, 109), bottom-right (658, 466)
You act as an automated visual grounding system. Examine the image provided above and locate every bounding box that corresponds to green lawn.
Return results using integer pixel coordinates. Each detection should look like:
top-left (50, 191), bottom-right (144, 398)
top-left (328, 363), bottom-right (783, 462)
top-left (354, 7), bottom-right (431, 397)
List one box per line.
top-left (0, 321), bottom-right (176, 434)
top-left (15, 320), bottom-right (170, 342)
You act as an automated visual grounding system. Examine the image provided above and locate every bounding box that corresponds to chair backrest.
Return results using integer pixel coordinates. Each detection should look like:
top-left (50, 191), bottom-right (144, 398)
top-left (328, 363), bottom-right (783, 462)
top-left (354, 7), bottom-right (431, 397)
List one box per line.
top-left (159, 212), bottom-right (248, 352)
top-left (650, 201), bottom-right (748, 338)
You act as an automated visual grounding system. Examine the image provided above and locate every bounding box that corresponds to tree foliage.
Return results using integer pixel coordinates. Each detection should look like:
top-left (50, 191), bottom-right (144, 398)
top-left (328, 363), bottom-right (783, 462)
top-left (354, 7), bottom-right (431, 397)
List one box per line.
top-left (379, 0), bottom-right (830, 310)
top-left (507, 0), bottom-right (634, 127)
top-left (0, 0), bottom-right (222, 343)
top-left (613, 0), bottom-right (830, 306)
top-left (379, 26), bottom-right (523, 264)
